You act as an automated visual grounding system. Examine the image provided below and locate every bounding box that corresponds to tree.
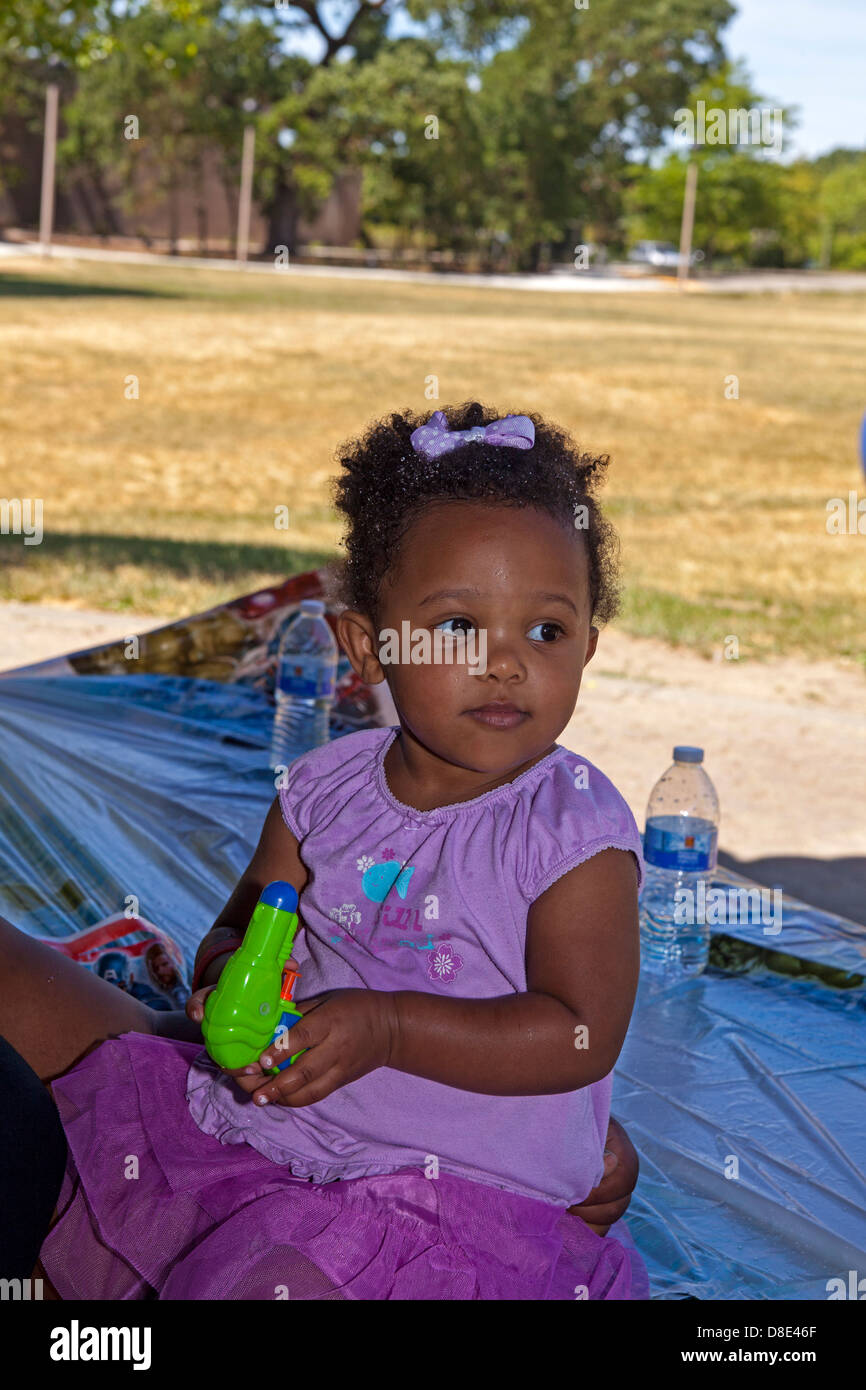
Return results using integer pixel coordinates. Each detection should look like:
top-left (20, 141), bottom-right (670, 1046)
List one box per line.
top-left (258, 38), bottom-right (488, 257)
top-left (623, 61), bottom-right (795, 267)
top-left (224, 0), bottom-right (740, 259)
top-left (56, 3), bottom-right (300, 251)
top-left (5, 0), bottom-right (822, 270)
top-left (246, 0), bottom-right (400, 249)
top-left (0, 0), bottom-right (114, 63)
top-left (816, 152), bottom-right (866, 269)
top-left (466, 0), bottom-right (738, 268)
top-left (0, 1), bottom-right (115, 214)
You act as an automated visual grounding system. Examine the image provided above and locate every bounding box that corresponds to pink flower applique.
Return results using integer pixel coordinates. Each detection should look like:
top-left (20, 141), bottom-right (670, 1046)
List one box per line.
top-left (427, 942), bottom-right (464, 985)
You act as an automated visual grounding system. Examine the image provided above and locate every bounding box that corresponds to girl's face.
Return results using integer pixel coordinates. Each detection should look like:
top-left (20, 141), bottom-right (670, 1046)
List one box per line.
top-left (338, 500), bottom-right (598, 783)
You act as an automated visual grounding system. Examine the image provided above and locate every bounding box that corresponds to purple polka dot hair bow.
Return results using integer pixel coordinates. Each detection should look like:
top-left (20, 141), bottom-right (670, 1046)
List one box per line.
top-left (410, 410), bottom-right (535, 459)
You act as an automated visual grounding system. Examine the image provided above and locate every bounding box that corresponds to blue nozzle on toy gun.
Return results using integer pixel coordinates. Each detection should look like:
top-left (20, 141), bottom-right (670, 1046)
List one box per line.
top-left (201, 881), bottom-right (307, 1073)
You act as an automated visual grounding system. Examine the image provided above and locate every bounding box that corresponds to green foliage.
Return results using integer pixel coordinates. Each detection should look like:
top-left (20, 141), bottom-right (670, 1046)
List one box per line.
top-left (818, 154), bottom-right (866, 268)
top-left (53, 3), bottom-right (300, 243)
top-left (465, 0), bottom-right (737, 266)
top-left (1, 1), bottom-right (863, 270)
top-left (0, 0), bottom-right (113, 66)
top-left (624, 61), bottom-right (805, 267)
top-left (258, 38), bottom-right (487, 247)
top-left (624, 152), bottom-right (790, 265)
top-left (624, 145), bottom-right (866, 271)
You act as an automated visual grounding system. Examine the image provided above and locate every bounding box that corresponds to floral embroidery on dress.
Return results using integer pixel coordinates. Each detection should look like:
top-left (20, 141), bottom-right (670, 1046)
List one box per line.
top-left (427, 942), bottom-right (464, 985)
top-left (329, 904), bottom-right (362, 934)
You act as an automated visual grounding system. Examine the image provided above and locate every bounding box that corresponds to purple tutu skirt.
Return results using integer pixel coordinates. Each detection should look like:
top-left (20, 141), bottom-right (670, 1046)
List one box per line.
top-left (39, 1033), bottom-right (649, 1300)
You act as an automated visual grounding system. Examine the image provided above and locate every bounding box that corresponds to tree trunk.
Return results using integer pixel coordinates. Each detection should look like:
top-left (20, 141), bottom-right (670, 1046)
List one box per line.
top-left (195, 153), bottom-right (208, 255)
top-left (221, 173), bottom-right (237, 255)
top-left (68, 155), bottom-right (123, 239)
top-left (167, 167), bottom-right (179, 255)
top-left (819, 219), bottom-right (833, 270)
top-left (265, 180), bottom-right (300, 256)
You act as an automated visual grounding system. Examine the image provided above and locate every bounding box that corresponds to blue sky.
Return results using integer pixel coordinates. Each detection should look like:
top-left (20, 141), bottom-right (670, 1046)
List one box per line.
top-left (727, 0), bottom-right (865, 157)
top-left (286, 1), bottom-right (864, 160)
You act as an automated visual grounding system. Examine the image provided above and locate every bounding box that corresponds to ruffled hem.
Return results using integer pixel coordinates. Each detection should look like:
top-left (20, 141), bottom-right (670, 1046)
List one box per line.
top-left (184, 1064), bottom-right (574, 1199)
top-left (40, 1032), bottom-right (649, 1300)
top-left (186, 1083), bottom-right (432, 1187)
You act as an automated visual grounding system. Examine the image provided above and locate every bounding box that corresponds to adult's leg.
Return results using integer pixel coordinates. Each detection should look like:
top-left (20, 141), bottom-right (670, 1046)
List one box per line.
top-left (0, 1034), bottom-right (68, 1279)
top-left (0, 913), bottom-right (160, 1083)
top-left (0, 915), bottom-right (203, 1298)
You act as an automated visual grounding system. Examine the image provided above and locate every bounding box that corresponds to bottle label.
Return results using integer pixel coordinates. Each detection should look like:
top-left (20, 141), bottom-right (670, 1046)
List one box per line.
top-left (276, 655), bottom-right (335, 700)
top-left (643, 823), bottom-right (717, 872)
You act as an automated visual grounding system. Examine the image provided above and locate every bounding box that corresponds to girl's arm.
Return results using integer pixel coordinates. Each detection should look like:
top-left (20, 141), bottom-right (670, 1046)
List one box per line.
top-left (387, 847), bottom-right (640, 1095)
top-left (153, 799), bottom-right (308, 1042)
top-left (192, 796), bottom-right (308, 987)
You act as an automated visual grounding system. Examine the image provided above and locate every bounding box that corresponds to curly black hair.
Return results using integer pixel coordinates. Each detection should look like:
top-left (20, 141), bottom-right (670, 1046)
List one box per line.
top-left (330, 401), bottom-right (621, 629)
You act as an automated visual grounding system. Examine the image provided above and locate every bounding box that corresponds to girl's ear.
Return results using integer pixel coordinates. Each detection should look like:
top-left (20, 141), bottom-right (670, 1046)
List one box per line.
top-left (335, 610), bottom-right (387, 686)
top-left (584, 626), bottom-right (600, 667)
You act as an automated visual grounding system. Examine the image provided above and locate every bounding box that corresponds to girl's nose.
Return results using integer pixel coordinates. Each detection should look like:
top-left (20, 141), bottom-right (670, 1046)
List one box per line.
top-left (476, 637), bottom-right (525, 682)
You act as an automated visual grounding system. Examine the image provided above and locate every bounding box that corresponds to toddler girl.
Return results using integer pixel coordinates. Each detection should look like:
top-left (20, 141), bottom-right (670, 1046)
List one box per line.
top-left (38, 401), bottom-right (648, 1299)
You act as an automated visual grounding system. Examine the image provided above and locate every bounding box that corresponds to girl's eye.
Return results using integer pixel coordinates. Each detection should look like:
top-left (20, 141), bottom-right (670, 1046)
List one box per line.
top-left (434, 617), bottom-right (475, 635)
top-left (528, 621), bottom-right (563, 643)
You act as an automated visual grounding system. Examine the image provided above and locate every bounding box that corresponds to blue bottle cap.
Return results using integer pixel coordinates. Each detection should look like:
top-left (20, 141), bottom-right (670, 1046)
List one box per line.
top-left (673, 746), bottom-right (704, 763)
top-left (259, 881), bottom-right (299, 912)
top-left (300, 599), bottom-right (326, 614)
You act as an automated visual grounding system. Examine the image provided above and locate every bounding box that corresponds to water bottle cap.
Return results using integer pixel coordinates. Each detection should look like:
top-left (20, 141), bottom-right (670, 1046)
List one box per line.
top-left (258, 881), bottom-right (299, 913)
top-left (299, 599), bottom-right (326, 614)
top-left (673, 745), bottom-right (704, 763)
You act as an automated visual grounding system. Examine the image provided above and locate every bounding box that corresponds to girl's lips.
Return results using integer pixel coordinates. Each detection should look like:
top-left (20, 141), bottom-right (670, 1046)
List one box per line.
top-left (466, 705), bottom-right (528, 729)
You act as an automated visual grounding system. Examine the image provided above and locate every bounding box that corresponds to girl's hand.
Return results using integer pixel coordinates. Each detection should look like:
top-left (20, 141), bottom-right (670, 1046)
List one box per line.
top-left (186, 985), bottom-right (215, 1026)
top-left (567, 1116), bottom-right (639, 1236)
top-left (231, 989), bottom-right (398, 1108)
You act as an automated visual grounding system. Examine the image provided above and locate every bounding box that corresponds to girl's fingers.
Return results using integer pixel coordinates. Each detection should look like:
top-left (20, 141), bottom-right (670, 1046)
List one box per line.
top-left (293, 992), bottom-right (332, 1017)
top-left (223, 1058), bottom-right (267, 1092)
top-left (260, 1001), bottom-right (328, 1067)
top-left (598, 1150), bottom-right (619, 1184)
top-left (228, 1071), bottom-right (267, 1093)
top-left (251, 1040), bottom-right (339, 1103)
top-left (252, 1058), bottom-right (343, 1108)
top-left (186, 986), bottom-right (215, 1023)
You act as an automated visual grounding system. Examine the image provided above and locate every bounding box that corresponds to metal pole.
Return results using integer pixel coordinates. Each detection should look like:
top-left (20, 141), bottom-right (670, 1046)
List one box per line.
top-left (236, 124), bottom-right (256, 262)
top-left (39, 83), bottom-right (60, 257)
top-left (677, 157), bottom-right (698, 287)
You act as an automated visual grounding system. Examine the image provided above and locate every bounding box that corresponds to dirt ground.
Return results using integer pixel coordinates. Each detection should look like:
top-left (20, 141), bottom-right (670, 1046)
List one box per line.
top-left (1, 601), bottom-right (863, 926)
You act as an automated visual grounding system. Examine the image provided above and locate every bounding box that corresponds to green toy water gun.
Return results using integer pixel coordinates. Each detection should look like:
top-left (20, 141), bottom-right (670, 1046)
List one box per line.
top-left (201, 880), bottom-right (305, 1073)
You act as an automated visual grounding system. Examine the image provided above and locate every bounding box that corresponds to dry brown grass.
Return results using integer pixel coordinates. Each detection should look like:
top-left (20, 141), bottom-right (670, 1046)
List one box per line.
top-left (0, 255), bottom-right (864, 664)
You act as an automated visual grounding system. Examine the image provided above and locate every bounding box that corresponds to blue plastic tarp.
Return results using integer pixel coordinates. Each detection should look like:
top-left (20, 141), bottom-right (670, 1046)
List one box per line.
top-left (0, 670), bottom-right (864, 1299)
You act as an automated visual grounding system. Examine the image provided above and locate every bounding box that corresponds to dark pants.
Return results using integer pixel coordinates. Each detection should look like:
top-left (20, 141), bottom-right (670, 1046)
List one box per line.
top-left (0, 1034), bottom-right (68, 1277)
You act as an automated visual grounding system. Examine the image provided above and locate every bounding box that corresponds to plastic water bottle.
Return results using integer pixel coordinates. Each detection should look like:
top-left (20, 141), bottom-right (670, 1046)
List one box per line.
top-left (639, 746), bottom-right (720, 977)
top-left (269, 600), bottom-right (338, 768)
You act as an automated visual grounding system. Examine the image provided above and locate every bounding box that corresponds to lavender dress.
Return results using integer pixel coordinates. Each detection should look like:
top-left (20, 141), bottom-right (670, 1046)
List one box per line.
top-left (41, 728), bottom-right (650, 1299)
